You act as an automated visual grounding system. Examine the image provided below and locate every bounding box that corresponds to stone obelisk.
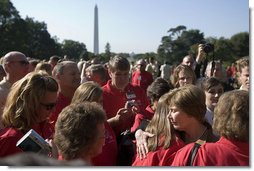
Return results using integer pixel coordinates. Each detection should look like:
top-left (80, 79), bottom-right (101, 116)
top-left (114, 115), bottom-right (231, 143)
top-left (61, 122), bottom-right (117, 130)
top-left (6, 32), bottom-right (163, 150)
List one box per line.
top-left (93, 4), bottom-right (99, 55)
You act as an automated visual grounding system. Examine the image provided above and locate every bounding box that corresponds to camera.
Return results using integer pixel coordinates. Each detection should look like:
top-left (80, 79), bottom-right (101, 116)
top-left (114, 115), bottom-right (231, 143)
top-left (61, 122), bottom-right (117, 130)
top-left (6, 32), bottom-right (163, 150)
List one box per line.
top-left (125, 100), bottom-right (135, 108)
top-left (203, 43), bottom-right (214, 53)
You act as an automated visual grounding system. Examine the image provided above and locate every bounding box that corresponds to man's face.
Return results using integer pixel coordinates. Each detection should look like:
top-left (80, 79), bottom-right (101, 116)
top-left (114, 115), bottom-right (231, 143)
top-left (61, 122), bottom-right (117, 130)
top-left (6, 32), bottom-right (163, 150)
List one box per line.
top-left (239, 66), bottom-right (249, 91)
top-left (182, 56), bottom-right (194, 69)
top-left (7, 55), bottom-right (29, 80)
top-left (206, 63), bottom-right (223, 79)
top-left (109, 69), bottom-right (129, 90)
top-left (58, 63), bottom-right (81, 90)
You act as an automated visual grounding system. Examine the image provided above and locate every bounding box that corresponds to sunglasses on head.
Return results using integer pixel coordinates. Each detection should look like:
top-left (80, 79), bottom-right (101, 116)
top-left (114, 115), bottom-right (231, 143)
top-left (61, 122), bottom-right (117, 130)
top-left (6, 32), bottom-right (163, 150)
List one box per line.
top-left (40, 102), bottom-right (57, 110)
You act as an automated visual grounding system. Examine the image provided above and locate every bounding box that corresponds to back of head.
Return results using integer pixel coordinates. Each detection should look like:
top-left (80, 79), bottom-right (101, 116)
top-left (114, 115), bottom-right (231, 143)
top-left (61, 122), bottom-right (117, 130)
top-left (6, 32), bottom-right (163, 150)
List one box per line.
top-left (52, 60), bottom-right (76, 77)
top-left (147, 77), bottom-right (173, 103)
top-left (35, 62), bottom-right (52, 76)
top-left (49, 55), bottom-right (61, 63)
top-left (108, 55), bottom-right (130, 72)
top-left (213, 90), bottom-right (249, 141)
top-left (54, 102), bottom-right (106, 160)
top-left (72, 81), bottom-right (103, 103)
top-left (2, 71), bottom-right (58, 131)
top-left (201, 77), bottom-right (223, 92)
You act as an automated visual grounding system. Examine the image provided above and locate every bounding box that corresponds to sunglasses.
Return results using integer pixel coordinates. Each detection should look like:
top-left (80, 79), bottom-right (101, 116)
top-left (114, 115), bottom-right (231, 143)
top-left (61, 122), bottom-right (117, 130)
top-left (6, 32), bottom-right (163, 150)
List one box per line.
top-left (40, 102), bottom-right (57, 110)
top-left (10, 60), bottom-right (29, 66)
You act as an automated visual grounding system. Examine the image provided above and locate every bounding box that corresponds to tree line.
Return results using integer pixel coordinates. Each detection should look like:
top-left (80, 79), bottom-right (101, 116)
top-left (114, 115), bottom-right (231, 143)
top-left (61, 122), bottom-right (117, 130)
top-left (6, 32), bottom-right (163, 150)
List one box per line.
top-left (0, 0), bottom-right (249, 65)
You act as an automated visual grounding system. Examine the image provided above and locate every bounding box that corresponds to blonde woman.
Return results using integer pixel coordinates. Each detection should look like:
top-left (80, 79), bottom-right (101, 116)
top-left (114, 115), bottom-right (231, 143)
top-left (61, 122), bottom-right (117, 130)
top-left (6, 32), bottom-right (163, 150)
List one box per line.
top-left (171, 64), bottom-right (196, 88)
top-left (132, 94), bottom-right (185, 166)
top-left (0, 71), bottom-right (58, 157)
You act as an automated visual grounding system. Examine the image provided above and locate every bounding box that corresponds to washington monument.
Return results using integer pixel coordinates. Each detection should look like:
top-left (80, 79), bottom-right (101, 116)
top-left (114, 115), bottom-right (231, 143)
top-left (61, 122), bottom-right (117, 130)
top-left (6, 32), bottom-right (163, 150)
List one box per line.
top-left (94, 4), bottom-right (99, 55)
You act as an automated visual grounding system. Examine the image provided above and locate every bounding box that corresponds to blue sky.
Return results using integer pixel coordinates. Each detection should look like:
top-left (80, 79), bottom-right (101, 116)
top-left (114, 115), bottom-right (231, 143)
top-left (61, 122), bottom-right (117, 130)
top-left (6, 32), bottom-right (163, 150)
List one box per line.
top-left (11, 0), bottom-right (249, 54)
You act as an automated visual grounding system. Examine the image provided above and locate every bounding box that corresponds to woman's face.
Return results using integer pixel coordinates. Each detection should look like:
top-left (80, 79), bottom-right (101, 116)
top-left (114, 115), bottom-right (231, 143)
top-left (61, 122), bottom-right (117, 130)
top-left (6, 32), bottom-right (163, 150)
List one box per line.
top-left (167, 105), bottom-right (193, 131)
top-left (205, 84), bottom-right (224, 111)
top-left (178, 71), bottom-right (193, 87)
top-left (37, 91), bottom-right (58, 123)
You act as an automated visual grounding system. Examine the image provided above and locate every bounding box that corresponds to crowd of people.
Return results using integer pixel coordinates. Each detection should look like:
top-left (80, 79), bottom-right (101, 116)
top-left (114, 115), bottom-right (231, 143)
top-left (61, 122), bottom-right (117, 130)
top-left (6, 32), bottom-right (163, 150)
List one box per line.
top-left (0, 43), bottom-right (249, 166)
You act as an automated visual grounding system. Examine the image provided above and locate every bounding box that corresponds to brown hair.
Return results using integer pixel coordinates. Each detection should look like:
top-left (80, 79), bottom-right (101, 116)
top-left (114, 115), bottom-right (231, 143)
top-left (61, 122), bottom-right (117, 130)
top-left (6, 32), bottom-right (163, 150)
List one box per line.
top-left (165, 85), bottom-right (206, 123)
top-left (108, 55), bottom-right (130, 72)
top-left (54, 102), bottom-right (106, 160)
top-left (213, 90), bottom-right (249, 141)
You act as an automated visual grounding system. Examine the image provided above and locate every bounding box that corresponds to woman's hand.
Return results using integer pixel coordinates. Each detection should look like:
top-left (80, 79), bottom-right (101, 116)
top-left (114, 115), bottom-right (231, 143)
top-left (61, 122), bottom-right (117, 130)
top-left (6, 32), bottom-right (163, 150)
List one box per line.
top-left (135, 129), bottom-right (154, 160)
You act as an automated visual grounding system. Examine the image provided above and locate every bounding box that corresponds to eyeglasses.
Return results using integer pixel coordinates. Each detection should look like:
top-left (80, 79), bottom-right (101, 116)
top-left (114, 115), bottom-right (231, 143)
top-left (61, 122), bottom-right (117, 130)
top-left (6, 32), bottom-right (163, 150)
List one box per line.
top-left (9, 60), bottom-right (29, 66)
top-left (40, 102), bottom-right (57, 110)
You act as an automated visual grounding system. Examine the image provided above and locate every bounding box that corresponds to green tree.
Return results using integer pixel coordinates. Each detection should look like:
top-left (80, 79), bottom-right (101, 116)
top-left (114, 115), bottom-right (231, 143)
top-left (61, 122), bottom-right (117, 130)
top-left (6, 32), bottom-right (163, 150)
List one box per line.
top-left (158, 26), bottom-right (204, 65)
top-left (25, 17), bottom-right (61, 59)
top-left (0, 0), bottom-right (20, 26)
top-left (168, 25), bottom-right (187, 39)
top-left (104, 42), bottom-right (111, 61)
top-left (230, 32), bottom-right (249, 58)
top-left (61, 40), bottom-right (88, 61)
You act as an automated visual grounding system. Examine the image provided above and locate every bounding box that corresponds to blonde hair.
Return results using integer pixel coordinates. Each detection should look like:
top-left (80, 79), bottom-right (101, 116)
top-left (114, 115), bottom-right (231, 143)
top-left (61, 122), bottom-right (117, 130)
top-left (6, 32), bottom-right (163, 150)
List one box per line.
top-left (171, 64), bottom-right (196, 88)
top-left (71, 81), bottom-right (102, 103)
top-left (236, 57), bottom-right (249, 73)
top-left (34, 62), bottom-right (52, 76)
top-left (146, 93), bottom-right (173, 151)
top-left (2, 71), bottom-right (58, 132)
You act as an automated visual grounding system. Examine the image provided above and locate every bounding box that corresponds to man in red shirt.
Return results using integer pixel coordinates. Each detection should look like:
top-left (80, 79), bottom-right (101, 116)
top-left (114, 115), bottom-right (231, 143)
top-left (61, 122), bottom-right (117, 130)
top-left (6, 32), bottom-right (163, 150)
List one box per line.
top-left (131, 59), bottom-right (153, 92)
top-left (103, 56), bottom-right (149, 136)
top-left (50, 61), bottom-right (81, 128)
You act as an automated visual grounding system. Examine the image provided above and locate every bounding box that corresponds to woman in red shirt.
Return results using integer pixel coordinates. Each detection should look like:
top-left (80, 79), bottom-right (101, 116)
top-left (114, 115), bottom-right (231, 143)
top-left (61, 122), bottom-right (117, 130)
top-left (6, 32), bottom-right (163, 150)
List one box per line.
top-left (172, 90), bottom-right (249, 166)
top-left (132, 94), bottom-right (185, 166)
top-left (0, 71), bottom-right (58, 157)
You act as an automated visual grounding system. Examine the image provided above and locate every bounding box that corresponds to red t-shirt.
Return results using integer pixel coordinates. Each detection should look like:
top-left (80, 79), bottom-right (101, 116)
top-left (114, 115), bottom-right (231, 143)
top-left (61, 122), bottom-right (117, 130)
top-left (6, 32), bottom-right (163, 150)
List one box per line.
top-left (49, 92), bottom-right (71, 128)
top-left (131, 105), bottom-right (154, 132)
top-left (103, 80), bottom-right (149, 135)
top-left (131, 70), bottom-right (153, 92)
top-left (132, 137), bottom-right (185, 166)
top-left (171, 137), bottom-right (249, 166)
top-left (0, 122), bottom-right (53, 157)
top-left (92, 122), bottom-right (118, 166)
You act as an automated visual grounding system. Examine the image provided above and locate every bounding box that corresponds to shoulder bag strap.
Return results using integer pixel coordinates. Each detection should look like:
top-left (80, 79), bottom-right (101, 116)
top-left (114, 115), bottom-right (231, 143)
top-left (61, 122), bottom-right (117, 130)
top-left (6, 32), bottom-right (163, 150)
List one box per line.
top-left (186, 139), bottom-right (206, 166)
